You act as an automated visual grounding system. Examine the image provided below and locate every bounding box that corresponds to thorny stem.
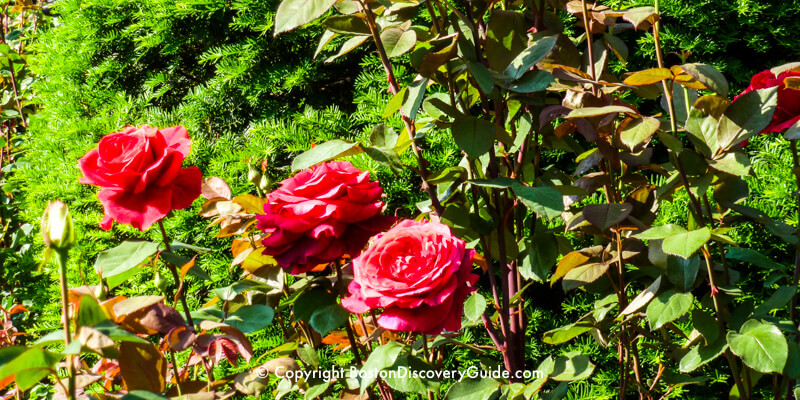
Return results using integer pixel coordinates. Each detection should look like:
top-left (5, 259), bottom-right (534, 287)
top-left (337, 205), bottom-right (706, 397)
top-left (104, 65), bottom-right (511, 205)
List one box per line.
top-left (702, 246), bottom-right (747, 398)
top-left (420, 334), bottom-right (434, 400)
top-left (786, 141), bottom-right (800, 399)
top-left (6, 56), bottom-right (26, 128)
top-left (157, 220), bottom-right (195, 328)
top-left (425, 0), bottom-right (441, 35)
top-left (580, 0), bottom-right (598, 96)
top-left (170, 351), bottom-right (183, 396)
top-left (358, 314), bottom-right (373, 351)
top-left (333, 262), bottom-right (388, 400)
top-left (467, 159), bottom-right (506, 339)
top-left (789, 141), bottom-right (800, 325)
top-left (652, 0), bottom-right (705, 224)
top-left (357, 0), bottom-right (444, 216)
top-left (488, 101), bottom-right (524, 381)
top-left (653, 4), bottom-right (746, 397)
top-left (55, 249), bottom-right (76, 400)
top-left (333, 260), bottom-right (363, 365)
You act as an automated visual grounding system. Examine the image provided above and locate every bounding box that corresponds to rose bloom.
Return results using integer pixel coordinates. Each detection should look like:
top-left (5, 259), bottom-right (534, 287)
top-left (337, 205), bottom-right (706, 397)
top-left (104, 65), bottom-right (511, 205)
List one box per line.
top-left (256, 161), bottom-right (395, 274)
top-left (342, 219), bottom-right (479, 335)
top-left (737, 69), bottom-right (800, 134)
top-left (79, 126), bottom-right (202, 231)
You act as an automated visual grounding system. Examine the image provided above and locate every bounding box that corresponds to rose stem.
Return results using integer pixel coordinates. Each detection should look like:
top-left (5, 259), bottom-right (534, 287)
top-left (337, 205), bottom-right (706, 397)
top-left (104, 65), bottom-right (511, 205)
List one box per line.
top-left (786, 140), bottom-right (800, 399)
top-left (170, 351), bottom-right (183, 395)
top-left (355, 0), bottom-right (444, 216)
top-left (420, 333), bottom-right (430, 363)
top-left (358, 314), bottom-right (373, 351)
top-left (332, 260), bottom-right (363, 365)
top-left (55, 249), bottom-right (76, 400)
top-left (420, 334), bottom-right (434, 400)
top-left (580, 0), bottom-right (598, 97)
top-left (488, 99), bottom-right (523, 380)
top-left (651, 1), bottom-right (748, 395)
top-left (157, 220), bottom-right (195, 328)
top-left (332, 261), bottom-right (385, 400)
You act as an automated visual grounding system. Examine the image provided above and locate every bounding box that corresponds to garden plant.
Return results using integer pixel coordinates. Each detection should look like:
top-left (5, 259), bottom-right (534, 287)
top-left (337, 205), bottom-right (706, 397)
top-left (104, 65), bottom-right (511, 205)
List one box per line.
top-left (3, 0), bottom-right (800, 399)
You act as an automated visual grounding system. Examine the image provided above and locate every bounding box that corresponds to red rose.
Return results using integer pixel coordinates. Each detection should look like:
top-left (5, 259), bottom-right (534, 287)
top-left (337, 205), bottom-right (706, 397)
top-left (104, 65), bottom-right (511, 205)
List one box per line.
top-left (79, 126), bottom-right (202, 231)
top-left (342, 219), bottom-right (479, 335)
top-left (737, 69), bottom-right (800, 134)
top-left (256, 161), bottom-right (395, 274)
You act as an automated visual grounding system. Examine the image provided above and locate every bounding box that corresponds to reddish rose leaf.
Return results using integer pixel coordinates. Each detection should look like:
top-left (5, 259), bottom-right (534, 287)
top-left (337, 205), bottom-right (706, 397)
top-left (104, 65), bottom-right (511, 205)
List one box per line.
top-left (163, 326), bottom-right (197, 352)
top-left (113, 295), bottom-right (164, 318)
top-left (8, 305), bottom-right (28, 315)
top-left (135, 303), bottom-right (185, 335)
top-left (201, 176), bottom-right (232, 200)
top-left (232, 194), bottom-right (267, 215)
top-left (119, 342), bottom-right (167, 392)
top-left (582, 203), bottom-right (633, 231)
top-left (208, 338), bottom-right (239, 366)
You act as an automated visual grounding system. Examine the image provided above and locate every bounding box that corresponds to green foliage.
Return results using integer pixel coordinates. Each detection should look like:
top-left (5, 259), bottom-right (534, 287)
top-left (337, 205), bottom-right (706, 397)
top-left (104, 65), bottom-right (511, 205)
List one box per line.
top-left (602, 0), bottom-right (800, 88)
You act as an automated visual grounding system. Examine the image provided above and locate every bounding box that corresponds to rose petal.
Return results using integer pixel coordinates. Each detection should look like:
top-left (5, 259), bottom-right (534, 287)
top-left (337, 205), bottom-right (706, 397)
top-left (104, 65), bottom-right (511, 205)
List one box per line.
top-left (97, 186), bottom-right (172, 231)
top-left (159, 126), bottom-right (192, 157)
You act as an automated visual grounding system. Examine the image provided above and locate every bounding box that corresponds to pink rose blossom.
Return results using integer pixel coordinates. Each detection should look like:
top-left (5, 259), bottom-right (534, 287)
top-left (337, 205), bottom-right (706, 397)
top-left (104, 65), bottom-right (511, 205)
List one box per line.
top-left (342, 219), bottom-right (479, 335)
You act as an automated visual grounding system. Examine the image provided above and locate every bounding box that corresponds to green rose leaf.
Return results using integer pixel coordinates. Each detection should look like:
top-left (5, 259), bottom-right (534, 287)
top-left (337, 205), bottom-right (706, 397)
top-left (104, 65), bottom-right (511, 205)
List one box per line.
top-left (401, 76), bottom-right (429, 121)
top-left (708, 151), bottom-right (751, 177)
top-left (309, 304), bottom-right (350, 335)
top-left (224, 305), bottom-right (274, 333)
top-left (511, 183), bottom-right (564, 220)
top-left (291, 139), bottom-right (363, 171)
top-left (563, 262), bottom-right (609, 291)
top-left (542, 322), bottom-right (594, 345)
top-left (452, 116), bottom-right (495, 159)
top-left (679, 336), bottom-right (728, 373)
top-left (566, 105), bottom-right (637, 119)
top-left (383, 355), bottom-right (440, 394)
top-left (503, 34), bottom-right (557, 80)
top-left (445, 377), bottom-right (501, 400)
top-left (520, 231), bottom-right (559, 282)
top-left (463, 293), bottom-right (487, 321)
top-left (95, 241), bottom-right (159, 289)
top-left (618, 116), bottom-right (660, 152)
top-left (666, 255), bottom-right (700, 292)
top-left (727, 319), bottom-right (788, 373)
top-left (274, 0), bottom-right (338, 35)
top-left (646, 290), bottom-right (693, 330)
top-left (717, 87), bottom-right (778, 151)
top-left (381, 27), bottom-right (417, 58)
top-left (680, 63), bottom-right (729, 97)
top-left (662, 227), bottom-right (711, 259)
top-left (322, 15), bottom-right (371, 36)
top-left (360, 341), bottom-right (407, 393)
top-left (634, 224), bottom-right (687, 240)
top-left (551, 351), bottom-right (595, 382)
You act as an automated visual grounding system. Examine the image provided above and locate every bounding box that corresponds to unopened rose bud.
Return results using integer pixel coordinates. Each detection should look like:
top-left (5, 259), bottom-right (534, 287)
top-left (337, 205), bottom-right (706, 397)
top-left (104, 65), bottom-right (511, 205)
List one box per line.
top-left (247, 163), bottom-right (262, 186)
top-left (258, 173), bottom-right (271, 193)
top-left (41, 201), bottom-right (76, 250)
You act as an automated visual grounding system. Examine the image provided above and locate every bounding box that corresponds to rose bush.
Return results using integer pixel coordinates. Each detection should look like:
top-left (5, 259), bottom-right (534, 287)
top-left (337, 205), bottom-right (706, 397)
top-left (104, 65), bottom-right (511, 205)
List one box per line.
top-left (79, 125), bottom-right (202, 230)
top-left (342, 219), bottom-right (479, 335)
top-left (256, 161), bottom-right (395, 274)
top-left (738, 69), bottom-right (800, 133)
